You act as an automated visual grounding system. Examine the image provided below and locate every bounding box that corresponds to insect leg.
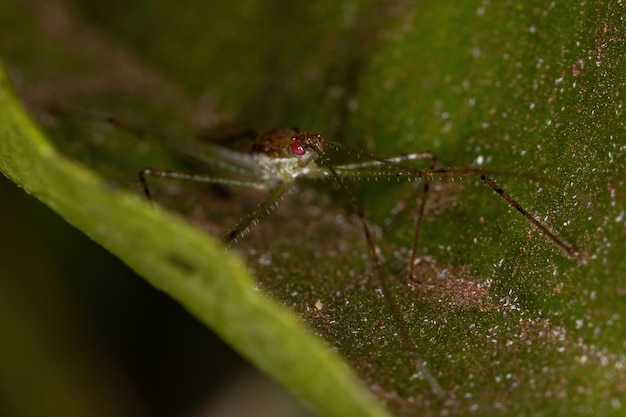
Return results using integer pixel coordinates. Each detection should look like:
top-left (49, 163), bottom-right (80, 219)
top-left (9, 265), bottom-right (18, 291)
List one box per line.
top-left (316, 158), bottom-right (445, 397)
top-left (479, 175), bottom-right (580, 259)
top-left (407, 152), bottom-right (437, 284)
top-left (222, 181), bottom-right (294, 246)
top-left (139, 168), bottom-right (265, 202)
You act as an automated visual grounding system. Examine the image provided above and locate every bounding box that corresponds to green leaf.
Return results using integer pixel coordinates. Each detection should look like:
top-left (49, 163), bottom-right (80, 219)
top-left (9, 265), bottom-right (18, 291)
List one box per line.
top-left (1, 1), bottom-right (625, 416)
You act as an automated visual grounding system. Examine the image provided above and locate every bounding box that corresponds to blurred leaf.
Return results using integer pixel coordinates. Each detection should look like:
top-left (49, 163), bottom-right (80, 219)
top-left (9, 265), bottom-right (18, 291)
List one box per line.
top-left (1, 0), bottom-right (625, 416)
top-left (0, 59), bottom-right (390, 417)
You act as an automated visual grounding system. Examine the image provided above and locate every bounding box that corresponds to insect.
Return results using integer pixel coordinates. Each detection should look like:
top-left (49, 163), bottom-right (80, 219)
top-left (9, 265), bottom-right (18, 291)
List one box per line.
top-left (49, 105), bottom-right (581, 397)
top-left (138, 127), bottom-right (580, 260)
top-left (136, 126), bottom-right (581, 397)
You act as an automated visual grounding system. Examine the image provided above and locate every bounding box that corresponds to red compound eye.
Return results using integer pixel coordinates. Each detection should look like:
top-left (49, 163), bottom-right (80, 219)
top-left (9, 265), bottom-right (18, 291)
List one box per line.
top-left (290, 140), bottom-right (306, 156)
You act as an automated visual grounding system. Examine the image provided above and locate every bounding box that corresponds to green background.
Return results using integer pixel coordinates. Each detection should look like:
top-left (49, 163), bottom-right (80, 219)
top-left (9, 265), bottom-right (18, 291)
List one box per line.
top-left (0, 1), bottom-right (624, 416)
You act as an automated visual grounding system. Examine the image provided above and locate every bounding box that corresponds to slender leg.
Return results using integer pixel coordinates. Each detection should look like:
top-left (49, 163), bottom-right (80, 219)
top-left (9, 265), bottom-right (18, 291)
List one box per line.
top-left (407, 153), bottom-right (437, 284)
top-left (480, 175), bottom-right (580, 259)
top-left (329, 138), bottom-right (580, 260)
top-left (139, 167), bottom-right (294, 245)
top-left (139, 168), bottom-right (264, 200)
top-left (138, 168), bottom-right (284, 245)
top-left (222, 182), bottom-right (293, 246)
top-left (317, 158), bottom-right (445, 398)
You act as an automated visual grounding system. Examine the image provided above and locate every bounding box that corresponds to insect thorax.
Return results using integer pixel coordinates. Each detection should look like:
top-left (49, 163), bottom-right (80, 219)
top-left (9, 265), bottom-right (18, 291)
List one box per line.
top-left (253, 153), bottom-right (321, 185)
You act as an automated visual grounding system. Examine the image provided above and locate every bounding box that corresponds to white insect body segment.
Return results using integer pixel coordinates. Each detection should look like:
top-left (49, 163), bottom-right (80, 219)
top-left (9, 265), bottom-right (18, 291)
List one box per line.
top-left (252, 152), bottom-right (322, 184)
